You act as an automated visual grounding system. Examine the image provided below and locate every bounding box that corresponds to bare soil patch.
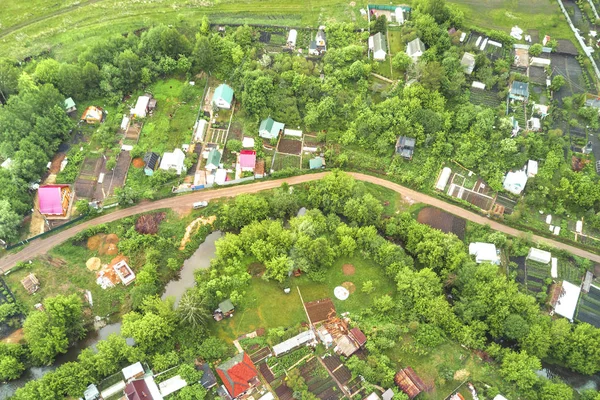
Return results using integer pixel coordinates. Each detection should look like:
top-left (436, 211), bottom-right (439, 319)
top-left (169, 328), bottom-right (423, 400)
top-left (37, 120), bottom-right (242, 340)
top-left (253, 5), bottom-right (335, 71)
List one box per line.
top-left (87, 233), bottom-right (120, 255)
top-left (135, 212), bottom-right (166, 234)
top-left (179, 215), bottom-right (216, 249)
top-left (248, 262), bottom-right (266, 277)
top-left (132, 157), bottom-right (145, 168)
top-left (277, 138), bottom-right (302, 155)
top-left (417, 207), bottom-right (466, 239)
top-left (1, 328), bottom-right (24, 344)
top-left (342, 264), bottom-right (355, 275)
top-left (342, 281), bottom-right (356, 294)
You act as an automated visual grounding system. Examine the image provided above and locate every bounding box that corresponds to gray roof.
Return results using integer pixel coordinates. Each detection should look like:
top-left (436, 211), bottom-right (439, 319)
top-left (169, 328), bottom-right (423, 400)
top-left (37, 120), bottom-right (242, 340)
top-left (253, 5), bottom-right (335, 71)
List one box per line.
top-left (372, 32), bottom-right (386, 54)
top-left (219, 299), bottom-right (234, 313)
top-left (510, 81), bottom-right (529, 98)
top-left (586, 98), bottom-right (600, 108)
top-left (406, 38), bottom-right (426, 57)
top-left (396, 136), bottom-right (416, 159)
top-left (461, 52), bottom-right (476, 74)
top-left (198, 363), bottom-right (218, 389)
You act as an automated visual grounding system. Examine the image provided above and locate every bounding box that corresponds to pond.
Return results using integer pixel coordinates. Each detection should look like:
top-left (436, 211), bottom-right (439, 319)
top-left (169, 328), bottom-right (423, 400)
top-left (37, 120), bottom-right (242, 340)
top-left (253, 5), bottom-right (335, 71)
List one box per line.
top-left (538, 362), bottom-right (600, 392)
top-left (0, 231), bottom-right (221, 399)
top-left (162, 230), bottom-right (221, 305)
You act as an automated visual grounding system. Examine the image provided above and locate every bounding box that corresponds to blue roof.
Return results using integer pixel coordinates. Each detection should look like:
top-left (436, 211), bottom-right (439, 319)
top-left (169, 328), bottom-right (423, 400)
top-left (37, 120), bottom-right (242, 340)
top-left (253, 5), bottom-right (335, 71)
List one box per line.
top-left (213, 84), bottom-right (234, 104)
top-left (309, 157), bottom-right (323, 169)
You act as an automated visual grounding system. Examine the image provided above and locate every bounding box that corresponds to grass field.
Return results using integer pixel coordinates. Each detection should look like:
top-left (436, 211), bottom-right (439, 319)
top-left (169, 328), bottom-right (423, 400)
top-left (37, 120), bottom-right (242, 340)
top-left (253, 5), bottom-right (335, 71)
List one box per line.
top-left (0, 0), bottom-right (367, 60)
top-left (210, 256), bottom-right (396, 342)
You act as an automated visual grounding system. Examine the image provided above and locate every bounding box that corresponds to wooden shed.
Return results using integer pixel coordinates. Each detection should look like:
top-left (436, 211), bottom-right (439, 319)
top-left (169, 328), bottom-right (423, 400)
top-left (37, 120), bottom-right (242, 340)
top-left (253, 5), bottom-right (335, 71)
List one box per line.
top-left (21, 273), bottom-right (40, 294)
top-left (394, 367), bottom-right (427, 399)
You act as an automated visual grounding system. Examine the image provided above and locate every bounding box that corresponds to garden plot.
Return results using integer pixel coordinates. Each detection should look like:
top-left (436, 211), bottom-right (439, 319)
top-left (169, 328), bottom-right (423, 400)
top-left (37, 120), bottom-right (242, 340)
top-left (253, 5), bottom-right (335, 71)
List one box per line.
top-left (469, 88), bottom-right (502, 108)
top-left (576, 285), bottom-right (600, 327)
top-left (277, 138), bottom-right (303, 155)
top-left (74, 155), bottom-right (102, 199)
top-left (272, 152), bottom-right (301, 171)
top-left (417, 207), bottom-right (466, 239)
top-left (299, 358), bottom-right (343, 400)
top-left (205, 128), bottom-right (228, 145)
top-left (550, 53), bottom-right (588, 101)
top-left (93, 151), bottom-right (131, 200)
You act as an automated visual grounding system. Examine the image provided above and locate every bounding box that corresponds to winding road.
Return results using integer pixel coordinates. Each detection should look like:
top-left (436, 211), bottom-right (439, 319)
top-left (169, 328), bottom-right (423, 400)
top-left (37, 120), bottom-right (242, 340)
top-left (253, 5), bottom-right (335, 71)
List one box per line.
top-left (1, 172), bottom-right (599, 273)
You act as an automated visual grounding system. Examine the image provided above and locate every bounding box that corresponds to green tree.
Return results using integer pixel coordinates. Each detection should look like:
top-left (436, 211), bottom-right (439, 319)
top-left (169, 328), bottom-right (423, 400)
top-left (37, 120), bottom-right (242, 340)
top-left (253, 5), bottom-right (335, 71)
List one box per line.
top-left (227, 139), bottom-right (243, 153)
top-left (0, 355), bottom-right (25, 380)
top-left (0, 200), bottom-right (22, 243)
top-left (550, 75), bottom-right (566, 92)
top-left (264, 255), bottom-right (293, 282)
top-left (343, 193), bottom-right (383, 226)
top-left (217, 194), bottom-right (270, 231)
top-left (178, 289), bottom-right (209, 327)
top-left (122, 311), bottom-right (175, 353)
top-left (500, 350), bottom-right (541, 391)
top-left (392, 52), bottom-right (413, 72)
top-left (529, 43), bottom-right (543, 56)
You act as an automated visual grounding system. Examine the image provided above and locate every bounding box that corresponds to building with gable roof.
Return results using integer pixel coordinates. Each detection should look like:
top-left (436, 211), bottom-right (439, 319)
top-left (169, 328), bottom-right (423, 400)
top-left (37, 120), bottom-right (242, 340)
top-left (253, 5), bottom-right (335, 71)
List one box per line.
top-left (216, 352), bottom-right (259, 398)
top-left (212, 84), bottom-right (234, 109)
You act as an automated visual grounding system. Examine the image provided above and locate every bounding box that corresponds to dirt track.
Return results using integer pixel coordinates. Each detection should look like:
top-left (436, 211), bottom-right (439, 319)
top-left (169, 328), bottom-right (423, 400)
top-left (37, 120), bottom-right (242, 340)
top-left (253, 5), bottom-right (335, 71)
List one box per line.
top-left (2, 172), bottom-right (600, 273)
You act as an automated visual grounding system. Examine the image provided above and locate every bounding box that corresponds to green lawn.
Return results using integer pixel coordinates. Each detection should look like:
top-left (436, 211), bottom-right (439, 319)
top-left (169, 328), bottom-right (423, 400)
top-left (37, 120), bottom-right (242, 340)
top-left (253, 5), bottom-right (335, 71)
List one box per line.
top-left (136, 78), bottom-right (205, 154)
top-left (0, 0), bottom-right (369, 61)
top-left (210, 256), bottom-right (396, 342)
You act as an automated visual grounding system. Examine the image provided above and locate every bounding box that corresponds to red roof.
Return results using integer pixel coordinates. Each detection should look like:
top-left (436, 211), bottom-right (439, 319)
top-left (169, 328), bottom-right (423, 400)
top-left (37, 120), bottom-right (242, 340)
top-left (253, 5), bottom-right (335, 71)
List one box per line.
top-left (349, 328), bottom-right (367, 347)
top-left (124, 380), bottom-right (153, 400)
top-left (38, 185), bottom-right (68, 215)
top-left (217, 352), bottom-right (258, 397)
top-left (239, 150), bottom-right (256, 169)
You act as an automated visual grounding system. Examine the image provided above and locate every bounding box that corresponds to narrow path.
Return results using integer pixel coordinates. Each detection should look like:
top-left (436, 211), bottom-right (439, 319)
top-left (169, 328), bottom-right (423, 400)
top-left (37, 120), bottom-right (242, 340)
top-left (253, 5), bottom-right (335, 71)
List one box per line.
top-left (2, 172), bottom-right (600, 273)
top-left (370, 72), bottom-right (395, 83)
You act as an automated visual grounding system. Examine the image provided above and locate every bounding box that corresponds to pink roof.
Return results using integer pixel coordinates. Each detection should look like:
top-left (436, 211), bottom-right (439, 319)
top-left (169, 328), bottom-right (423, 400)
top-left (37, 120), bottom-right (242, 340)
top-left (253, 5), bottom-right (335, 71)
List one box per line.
top-left (239, 150), bottom-right (256, 169)
top-left (38, 185), bottom-right (66, 215)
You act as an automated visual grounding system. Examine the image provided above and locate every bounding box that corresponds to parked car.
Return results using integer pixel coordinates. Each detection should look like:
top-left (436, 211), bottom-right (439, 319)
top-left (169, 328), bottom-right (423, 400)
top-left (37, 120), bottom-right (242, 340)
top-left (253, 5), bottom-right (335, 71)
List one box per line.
top-left (193, 201), bottom-right (208, 209)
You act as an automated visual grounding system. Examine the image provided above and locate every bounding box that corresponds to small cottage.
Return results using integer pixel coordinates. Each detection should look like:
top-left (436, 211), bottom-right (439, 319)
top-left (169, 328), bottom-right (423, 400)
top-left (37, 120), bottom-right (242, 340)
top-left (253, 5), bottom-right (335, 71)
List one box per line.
top-left (64, 97), bottom-right (77, 114)
top-left (205, 148), bottom-right (222, 171)
top-left (406, 38), bottom-right (426, 60)
top-left (396, 136), bottom-right (416, 160)
top-left (509, 81), bottom-right (529, 101)
top-left (81, 106), bottom-right (105, 124)
top-left (38, 185), bottom-right (73, 216)
top-left (143, 152), bottom-right (160, 176)
top-left (460, 52), bottom-right (476, 74)
top-left (159, 148), bottom-right (186, 175)
top-left (369, 32), bottom-right (387, 61)
top-left (212, 84), bottom-right (234, 110)
top-left (21, 273), bottom-right (40, 294)
top-left (213, 299), bottom-right (235, 321)
top-left (259, 117), bottom-right (285, 140)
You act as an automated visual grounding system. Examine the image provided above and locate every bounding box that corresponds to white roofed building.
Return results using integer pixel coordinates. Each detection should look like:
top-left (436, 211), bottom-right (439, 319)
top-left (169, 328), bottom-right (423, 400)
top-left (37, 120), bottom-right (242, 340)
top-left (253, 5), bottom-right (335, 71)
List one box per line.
top-left (469, 242), bottom-right (500, 264)
top-left (273, 330), bottom-right (316, 356)
top-left (131, 95), bottom-right (151, 118)
top-left (406, 38), bottom-right (426, 60)
top-left (503, 169), bottom-right (528, 195)
top-left (527, 247), bottom-right (552, 264)
top-left (552, 281), bottom-right (582, 322)
top-left (527, 160), bottom-right (538, 177)
top-left (159, 148), bottom-right (186, 175)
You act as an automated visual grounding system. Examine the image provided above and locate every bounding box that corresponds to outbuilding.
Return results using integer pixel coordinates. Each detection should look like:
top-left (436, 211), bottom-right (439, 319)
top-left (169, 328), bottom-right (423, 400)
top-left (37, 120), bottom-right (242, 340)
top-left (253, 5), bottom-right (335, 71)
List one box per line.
top-left (259, 117), bottom-right (285, 140)
top-left (194, 119), bottom-right (208, 142)
top-left (287, 29), bottom-right (297, 48)
top-left (461, 52), bottom-right (476, 74)
top-left (552, 281), bottom-right (582, 322)
top-left (468, 242), bottom-right (500, 264)
top-left (435, 167), bottom-right (452, 191)
top-left (527, 247), bottom-right (552, 264)
top-left (143, 152), bottom-right (160, 176)
top-left (64, 97), bottom-right (77, 114)
top-left (503, 169), bottom-right (528, 195)
top-left (406, 38), bottom-right (426, 60)
top-left (131, 95), bottom-right (152, 118)
top-left (369, 32), bottom-right (387, 61)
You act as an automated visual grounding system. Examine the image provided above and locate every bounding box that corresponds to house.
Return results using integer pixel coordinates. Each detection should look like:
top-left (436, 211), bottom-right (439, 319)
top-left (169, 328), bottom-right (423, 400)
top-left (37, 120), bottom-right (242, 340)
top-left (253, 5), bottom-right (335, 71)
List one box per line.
top-left (461, 52), bottom-right (476, 74)
top-left (159, 148), bottom-right (186, 175)
top-left (213, 299), bottom-right (235, 321)
top-left (259, 117), bottom-right (285, 140)
top-left (122, 362), bottom-right (145, 382)
top-left (194, 119), bottom-right (208, 142)
top-left (206, 148), bottom-right (222, 171)
top-left (131, 95), bottom-right (152, 118)
top-left (369, 32), bottom-right (387, 61)
top-left (83, 384), bottom-right (101, 400)
top-left (143, 152), bottom-right (160, 176)
top-left (395, 136), bottom-right (416, 160)
top-left (468, 242), bottom-right (500, 264)
top-left (21, 273), bottom-right (40, 295)
top-left (197, 363), bottom-right (218, 389)
top-left (394, 367), bottom-right (427, 399)
top-left (287, 29), bottom-right (297, 48)
top-left (212, 84), bottom-right (234, 110)
top-left (406, 38), bottom-right (426, 60)
top-left (273, 330), bottom-right (316, 356)
top-left (64, 97), bottom-right (76, 114)
top-left (38, 185), bottom-right (73, 216)
top-left (509, 81), bottom-right (529, 101)
top-left (239, 150), bottom-right (256, 172)
top-left (503, 169), bottom-right (528, 195)
top-left (81, 106), bottom-right (105, 124)
top-left (124, 377), bottom-right (163, 400)
top-left (349, 327), bottom-right (367, 347)
top-left (551, 281), bottom-right (582, 322)
top-left (309, 156), bottom-right (325, 170)
top-left (527, 247), bottom-right (552, 264)
top-left (216, 352), bottom-right (259, 398)
top-left (113, 260), bottom-right (136, 286)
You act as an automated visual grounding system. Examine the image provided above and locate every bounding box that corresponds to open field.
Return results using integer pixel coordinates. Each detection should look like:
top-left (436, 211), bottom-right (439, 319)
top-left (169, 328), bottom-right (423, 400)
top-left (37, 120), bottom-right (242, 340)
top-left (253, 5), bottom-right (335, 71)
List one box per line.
top-left (210, 256), bottom-right (397, 342)
top-left (0, 0), bottom-right (367, 60)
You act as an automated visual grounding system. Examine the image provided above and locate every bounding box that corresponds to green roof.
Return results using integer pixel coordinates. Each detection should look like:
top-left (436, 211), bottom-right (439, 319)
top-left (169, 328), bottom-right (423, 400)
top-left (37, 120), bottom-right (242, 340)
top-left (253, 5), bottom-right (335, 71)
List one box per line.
top-left (64, 97), bottom-right (76, 109)
top-left (207, 149), bottom-right (222, 168)
top-left (309, 157), bottom-right (323, 169)
top-left (219, 299), bottom-right (234, 313)
top-left (213, 84), bottom-right (234, 105)
top-left (259, 117), bottom-right (285, 139)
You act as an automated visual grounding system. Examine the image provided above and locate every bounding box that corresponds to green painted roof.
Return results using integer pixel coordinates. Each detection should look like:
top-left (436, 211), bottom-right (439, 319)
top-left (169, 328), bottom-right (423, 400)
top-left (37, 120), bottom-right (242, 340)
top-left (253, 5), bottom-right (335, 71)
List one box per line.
top-left (219, 299), bottom-right (234, 313)
top-left (213, 84), bottom-right (234, 104)
top-left (207, 149), bottom-right (222, 167)
top-left (64, 97), bottom-right (76, 109)
top-left (309, 157), bottom-right (323, 169)
top-left (259, 117), bottom-right (285, 139)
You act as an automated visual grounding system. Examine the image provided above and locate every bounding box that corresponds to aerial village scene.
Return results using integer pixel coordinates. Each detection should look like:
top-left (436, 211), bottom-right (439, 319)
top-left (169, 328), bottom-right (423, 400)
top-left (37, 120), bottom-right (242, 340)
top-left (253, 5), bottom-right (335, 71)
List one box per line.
top-left (5, 0), bottom-right (600, 399)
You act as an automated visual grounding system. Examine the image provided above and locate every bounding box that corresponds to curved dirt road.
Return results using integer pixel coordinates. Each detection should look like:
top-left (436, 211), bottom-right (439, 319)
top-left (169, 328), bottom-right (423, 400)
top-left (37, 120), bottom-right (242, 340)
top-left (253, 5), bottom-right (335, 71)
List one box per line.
top-left (1, 172), bottom-right (599, 273)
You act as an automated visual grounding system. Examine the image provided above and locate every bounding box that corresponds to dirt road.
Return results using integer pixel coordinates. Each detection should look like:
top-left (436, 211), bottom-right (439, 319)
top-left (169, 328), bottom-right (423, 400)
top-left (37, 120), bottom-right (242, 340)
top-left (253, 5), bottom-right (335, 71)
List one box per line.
top-left (2, 172), bottom-right (600, 273)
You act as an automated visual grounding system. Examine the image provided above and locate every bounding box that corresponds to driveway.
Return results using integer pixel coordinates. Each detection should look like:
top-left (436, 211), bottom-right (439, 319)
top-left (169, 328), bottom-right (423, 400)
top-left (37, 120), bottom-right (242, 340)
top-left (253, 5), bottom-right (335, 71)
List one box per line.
top-left (2, 172), bottom-right (600, 273)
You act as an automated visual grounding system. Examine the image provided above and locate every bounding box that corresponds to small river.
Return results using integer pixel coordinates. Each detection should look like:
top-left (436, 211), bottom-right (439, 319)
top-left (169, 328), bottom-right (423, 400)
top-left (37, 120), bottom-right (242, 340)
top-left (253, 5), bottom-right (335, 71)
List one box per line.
top-left (0, 231), bottom-right (221, 399)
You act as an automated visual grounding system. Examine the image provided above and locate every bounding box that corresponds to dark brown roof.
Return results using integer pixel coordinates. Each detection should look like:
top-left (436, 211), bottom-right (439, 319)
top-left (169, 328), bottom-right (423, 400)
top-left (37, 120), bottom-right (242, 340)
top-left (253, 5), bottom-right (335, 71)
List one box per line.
top-left (124, 380), bottom-right (153, 400)
top-left (305, 298), bottom-right (336, 324)
top-left (394, 367), bottom-right (427, 400)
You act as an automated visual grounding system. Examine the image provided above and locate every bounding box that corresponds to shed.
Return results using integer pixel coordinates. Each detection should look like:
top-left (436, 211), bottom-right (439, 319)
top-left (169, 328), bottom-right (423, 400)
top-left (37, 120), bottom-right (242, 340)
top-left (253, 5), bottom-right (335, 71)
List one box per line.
top-left (122, 362), bottom-right (145, 381)
top-left (461, 52), bottom-right (476, 74)
top-left (395, 136), bottom-right (416, 160)
top-left (533, 104), bottom-right (549, 118)
top-left (381, 389), bottom-right (394, 400)
top-left (64, 97), bottom-right (76, 113)
top-left (194, 119), bottom-right (208, 142)
top-left (83, 384), bottom-right (100, 400)
top-left (468, 242), bottom-right (499, 264)
top-left (38, 185), bottom-right (73, 216)
top-left (206, 149), bottom-right (222, 171)
top-left (370, 32), bottom-right (387, 61)
top-left (284, 128), bottom-right (303, 137)
top-left (527, 117), bottom-right (541, 131)
top-left (21, 273), bottom-right (40, 294)
top-left (395, 7), bottom-right (405, 24)
top-left (530, 57), bottom-right (551, 67)
top-left (471, 81), bottom-right (486, 90)
top-left (335, 335), bottom-right (359, 357)
top-left (527, 160), bottom-right (538, 177)
top-left (242, 137), bottom-right (255, 148)
top-left (309, 41), bottom-right (319, 56)
top-left (131, 95), bottom-right (151, 118)
top-left (436, 167), bottom-right (452, 191)
top-left (159, 375), bottom-right (187, 397)
top-left (259, 117), bottom-right (285, 139)
top-left (503, 169), bottom-right (528, 195)
top-left (212, 84), bottom-right (234, 110)
top-left (365, 393), bottom-right (381, 400)
top-left (551, 257), bottom-right (558, 279)
top-left (287, 29), bottom-right (297, 48)
top-left (197, 363), bottom-right (218, 389)
top-left (509, 81), bottom-right (529, 101)
top-left (394, 367), bottom-right (427, 399)
top-left (527, 248), bottom-right (552, 264)
top-left (316, 28), bottom-right (326, 49)
top-left (159, 148), bottom-right (186, 175)
top-left (349, 327), bottom-right (367, 347)
top-left (552, 281), bottom-right (582, 322)
top-left (239, 150), bottom-right (256, 172)
top-left (406, 38), bottom-right (426, 60)
top-left (309, 157), bottom-right (324, 170)
top-left (273, 330), bottom-right (316, 356)
top-left (120, 115), bottom-right (131, 131)
top-left (81, 106), bottom-right (105, 124)
top-left (113, 260), bottom-right (136, 286)
top-left (143, 152), bottom-right (160, 176)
